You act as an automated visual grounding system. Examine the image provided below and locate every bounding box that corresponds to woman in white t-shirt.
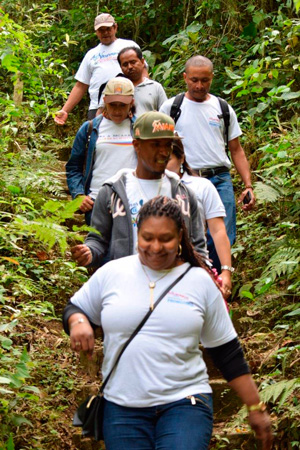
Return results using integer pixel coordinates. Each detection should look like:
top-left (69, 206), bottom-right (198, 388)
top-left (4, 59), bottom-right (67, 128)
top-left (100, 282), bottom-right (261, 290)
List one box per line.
top-left (63, 197), bottom-right (272, 450)
top-left (66, 77), bottom-right (137, 224)
top-left (166, 139), bottom-right (233, 299)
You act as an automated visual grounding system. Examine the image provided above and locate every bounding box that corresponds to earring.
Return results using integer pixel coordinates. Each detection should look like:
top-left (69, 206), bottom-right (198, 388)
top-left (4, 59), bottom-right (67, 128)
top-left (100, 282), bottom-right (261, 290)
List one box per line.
top-left (180, 164), bottom-right (184, 174)
top-left (177, 244), bottom-right (182, 257)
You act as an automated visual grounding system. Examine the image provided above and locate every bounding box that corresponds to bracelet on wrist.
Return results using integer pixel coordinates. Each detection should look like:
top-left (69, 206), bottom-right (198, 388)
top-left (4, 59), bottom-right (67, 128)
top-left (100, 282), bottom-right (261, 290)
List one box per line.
top-left (245, 185), bottom-right (253, 189)
top-left (221, 265), bottom-right (235, 273)
top-left (70, 317), bottom-right (88, 330)
top-left (247, 402), bottom-right (267, 413)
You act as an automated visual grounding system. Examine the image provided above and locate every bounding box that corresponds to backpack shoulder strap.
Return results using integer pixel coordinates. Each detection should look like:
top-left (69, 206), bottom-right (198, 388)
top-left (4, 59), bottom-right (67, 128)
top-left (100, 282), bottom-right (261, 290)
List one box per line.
top-left (217, 97), bottom-right (230, 156)
top-left (170, 93), bottom-right (185, 124)
top-left (98, 82), bottom-right (107, 104)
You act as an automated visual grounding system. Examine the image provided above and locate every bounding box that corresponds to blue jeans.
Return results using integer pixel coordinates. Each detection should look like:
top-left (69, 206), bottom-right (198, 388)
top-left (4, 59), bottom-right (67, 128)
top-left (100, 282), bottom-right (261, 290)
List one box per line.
top-left (206, 171), bottom-right (236, 273)
top-left (103, 394), bottom-right (213, 450)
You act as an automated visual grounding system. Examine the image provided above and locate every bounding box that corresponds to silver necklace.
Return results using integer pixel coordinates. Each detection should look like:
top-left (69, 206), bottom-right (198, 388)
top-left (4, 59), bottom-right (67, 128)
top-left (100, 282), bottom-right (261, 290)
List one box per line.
top-left (140, 264), bottom-right (172, 310)
top-left (133, 171), bottom-right (163, 201)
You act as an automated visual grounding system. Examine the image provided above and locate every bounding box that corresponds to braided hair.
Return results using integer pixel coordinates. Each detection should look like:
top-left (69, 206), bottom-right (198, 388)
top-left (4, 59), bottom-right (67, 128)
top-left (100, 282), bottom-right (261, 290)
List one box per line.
top-left (137, 196), bottom-right (208, 271)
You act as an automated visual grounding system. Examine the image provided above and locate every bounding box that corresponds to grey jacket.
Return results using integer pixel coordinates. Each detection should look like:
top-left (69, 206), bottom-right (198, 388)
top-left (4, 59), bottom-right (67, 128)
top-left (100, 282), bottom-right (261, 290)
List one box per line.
top-left (85, 171), bottom-right (207, 266)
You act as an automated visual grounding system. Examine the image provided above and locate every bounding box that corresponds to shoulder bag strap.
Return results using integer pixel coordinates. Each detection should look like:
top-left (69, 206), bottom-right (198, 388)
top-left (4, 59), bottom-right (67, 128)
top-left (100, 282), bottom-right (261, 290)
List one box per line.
top-left (170, 93), bottom-right (185, 124)
top-left (99, 264), bottom-right (192, 394)
top-left (217, 97), bottom-right (230, 157)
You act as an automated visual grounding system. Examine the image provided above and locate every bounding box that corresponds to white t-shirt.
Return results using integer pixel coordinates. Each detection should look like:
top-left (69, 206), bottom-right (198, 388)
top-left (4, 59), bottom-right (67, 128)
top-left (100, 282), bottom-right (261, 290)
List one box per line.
top-left (71, 254), bottom-right (237, 407)
top-left (89, 118), bottom-right (137, 199)
top-left (75, 38), bottom-right (139, 110)
top-left (125, 170), bottom-right (174, 251)
top-left (181, 172), bottom-right (225, 224)
top-left (159, 94), bottom-right (242, 169)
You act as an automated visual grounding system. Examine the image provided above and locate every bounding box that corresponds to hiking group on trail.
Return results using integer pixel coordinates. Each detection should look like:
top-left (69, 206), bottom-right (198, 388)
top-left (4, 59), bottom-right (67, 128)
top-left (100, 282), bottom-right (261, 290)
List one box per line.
top-left (58, 11), bottom-right (272, 450)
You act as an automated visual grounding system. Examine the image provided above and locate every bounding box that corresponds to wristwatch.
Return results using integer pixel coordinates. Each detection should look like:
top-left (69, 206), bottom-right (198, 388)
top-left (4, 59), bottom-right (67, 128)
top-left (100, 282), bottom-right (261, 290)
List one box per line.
top-left (221, 265), bottom-right (235, 273)
top-left (247, 402), bottom-right (267, 412)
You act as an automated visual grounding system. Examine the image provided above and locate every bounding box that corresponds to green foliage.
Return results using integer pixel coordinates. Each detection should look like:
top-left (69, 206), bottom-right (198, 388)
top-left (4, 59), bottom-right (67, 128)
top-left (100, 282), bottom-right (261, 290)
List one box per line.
top-left (231, 378), bottom-right (300, 443)
top-left (152, 1), bottom-right (299, 142)
top-left (260, 378), bottom-right (300, 406)
top-left (0, 320), bottom-right (39, 443)
top-left (0, 8), bottom-right (69, 125)
top-left (0, 0), bottom-right (299, 448)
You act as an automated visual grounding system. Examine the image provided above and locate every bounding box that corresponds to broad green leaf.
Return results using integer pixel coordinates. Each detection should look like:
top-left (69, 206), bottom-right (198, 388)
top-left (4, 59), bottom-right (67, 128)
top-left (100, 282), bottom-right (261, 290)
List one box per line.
top-left (11, 415), bottom-right (33, 427)
top-left (1, 54), bottom-right (20, 72)
top-left (7, 185), bottom-right (21, 195)
top-left (256, 102), bottom-right (268, 113)
top-left (277, 151), bottom-right (288, 158)
top-left (225, 68), bottom-right (241, 80)
top-left (0, 376), bottom-right (11, 384)
top-left (42, 200), bottom-right (61, 213)
top-left (294, 0), bottom-right (300, 12)
top-left (253, 11), bottom-right (268, 25)
top-left (284, 308), bottom-right (300, 317)
top-left (0, 387), bottom-right (14, 394)
top-left (243, 22), bottom-right (257, 38)
top-left (6, 435), bottom-right (15, 450)
top-left (281, 91), bottom-right (300, 100)
top-left (23, 385), bottom-right (41, 394)
top-left (0, 319), bottom-right (18, 333)
top-left (186, 23), bottom-right (202, 33)
top-left (240, 291), bottom-right (254, 300)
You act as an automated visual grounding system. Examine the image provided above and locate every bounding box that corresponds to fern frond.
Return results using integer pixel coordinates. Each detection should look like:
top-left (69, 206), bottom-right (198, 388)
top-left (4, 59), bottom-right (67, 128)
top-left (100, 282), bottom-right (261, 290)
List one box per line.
top-left (261, 247), bottom-right (300, 281)
top-left (254, 181), bottom-right (282, 203)
top-left (259, 378), bottom-right (300, 405)
top-left (231, 378), bottom-right (300, 427)
top-left (14, 217), bottom-right (69, 254)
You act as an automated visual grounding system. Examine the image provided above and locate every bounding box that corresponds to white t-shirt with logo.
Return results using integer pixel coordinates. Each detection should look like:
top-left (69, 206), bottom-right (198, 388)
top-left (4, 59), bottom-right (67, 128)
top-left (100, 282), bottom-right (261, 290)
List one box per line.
top-left (181, 172), bottom-right (226, 224)
top-left (89, 118), bottom-right (136, 199)
top-left (71, 254), bottom-right (237, 407)
top-left (159, 94), bottom-right (242, 169)
top-left (75, 38), bottom-right (139, 109)
top-left (125, 170), bottom-right (174, 252)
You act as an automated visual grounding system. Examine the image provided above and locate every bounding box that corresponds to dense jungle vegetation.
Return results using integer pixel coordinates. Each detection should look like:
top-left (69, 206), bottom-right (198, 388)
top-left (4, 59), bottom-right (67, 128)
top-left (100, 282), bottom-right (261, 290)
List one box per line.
top-left (0, 0), bottom-right (299, 449)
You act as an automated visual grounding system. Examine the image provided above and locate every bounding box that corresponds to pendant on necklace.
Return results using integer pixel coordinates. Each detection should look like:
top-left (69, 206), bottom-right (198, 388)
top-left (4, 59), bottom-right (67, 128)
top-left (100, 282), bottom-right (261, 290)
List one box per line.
top-left (149, 281), bottom-right (155, 311)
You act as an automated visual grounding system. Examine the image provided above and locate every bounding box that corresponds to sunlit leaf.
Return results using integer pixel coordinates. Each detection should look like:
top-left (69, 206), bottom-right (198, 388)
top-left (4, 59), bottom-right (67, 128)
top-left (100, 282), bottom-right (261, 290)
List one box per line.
top-left (1, 257), bottom-right (19, 265)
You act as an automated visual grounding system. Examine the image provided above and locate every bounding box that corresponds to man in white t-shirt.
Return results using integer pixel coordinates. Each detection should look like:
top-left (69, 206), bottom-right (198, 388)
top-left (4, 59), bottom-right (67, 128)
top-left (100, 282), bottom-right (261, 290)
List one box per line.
top-left (71, 111), bottom-right (207, 267)
top-left (160, 55), bottom-right (255, 273)
top-left (54, 13), bottom-right (144, 125)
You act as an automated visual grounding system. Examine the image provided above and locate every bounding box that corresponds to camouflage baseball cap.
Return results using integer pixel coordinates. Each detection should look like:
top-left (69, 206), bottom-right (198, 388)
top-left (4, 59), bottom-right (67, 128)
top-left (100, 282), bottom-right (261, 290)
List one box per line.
top-left (133, 111), bottom-right (182, 140)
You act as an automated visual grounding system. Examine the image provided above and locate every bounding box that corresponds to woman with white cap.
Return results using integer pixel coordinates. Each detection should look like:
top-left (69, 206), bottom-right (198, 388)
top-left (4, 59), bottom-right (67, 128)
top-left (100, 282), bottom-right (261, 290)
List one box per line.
top-left (66, 77), bottom-right (137, 224)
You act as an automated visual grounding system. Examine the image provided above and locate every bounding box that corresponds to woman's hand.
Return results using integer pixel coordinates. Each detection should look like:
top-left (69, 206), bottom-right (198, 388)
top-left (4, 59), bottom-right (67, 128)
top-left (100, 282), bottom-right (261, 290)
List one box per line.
top-left (70, 320), bottom-right (95, 359)
top-left (228, 375), bottom-right (273, 450)
top-left (79, 195), bottom-right (94, 213)
top-left (71, 244), bottom-right (93, 266)
top-left (248, 410), bottom-right (273, 450)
